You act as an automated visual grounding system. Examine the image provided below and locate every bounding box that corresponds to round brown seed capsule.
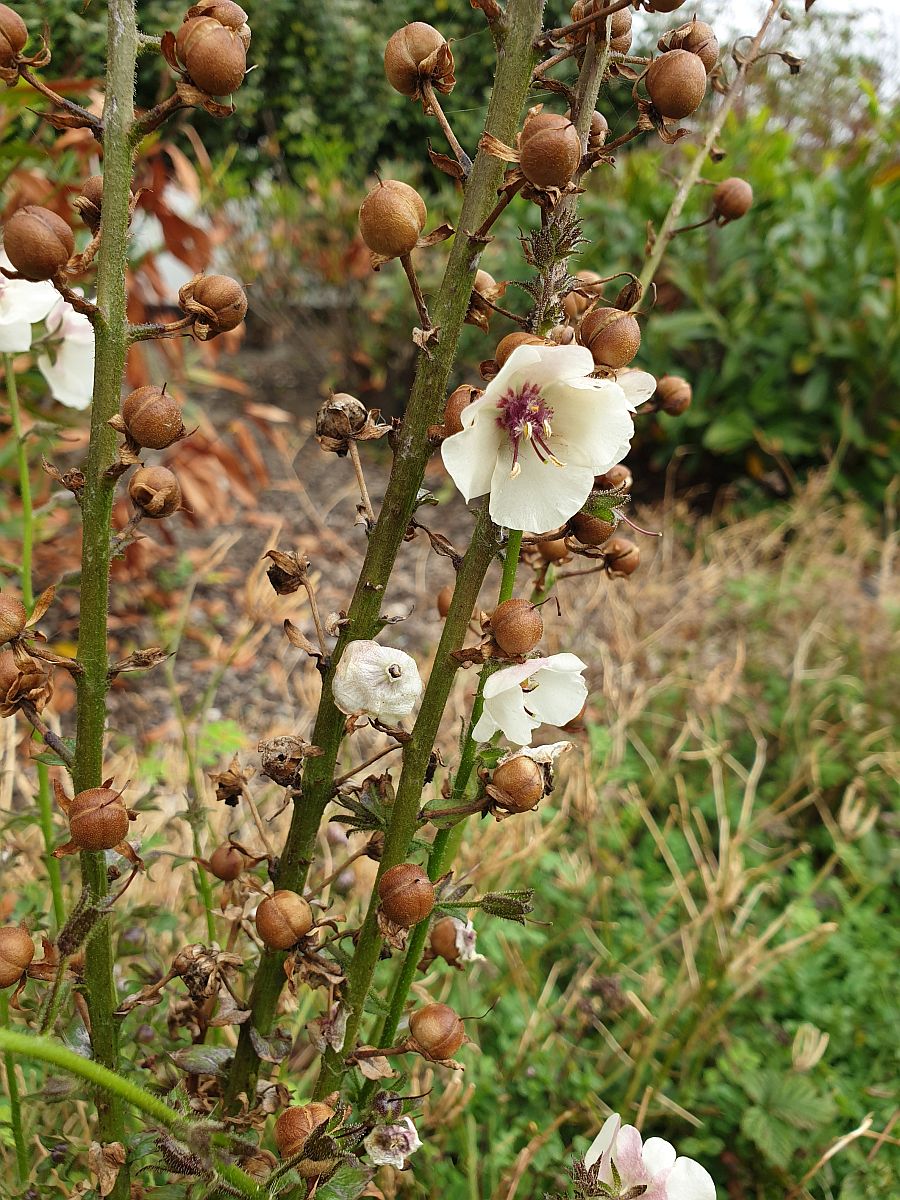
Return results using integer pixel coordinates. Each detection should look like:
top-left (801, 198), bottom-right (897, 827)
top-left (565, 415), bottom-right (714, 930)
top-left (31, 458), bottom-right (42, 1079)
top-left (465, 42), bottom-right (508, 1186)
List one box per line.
top-left (3, 206), bottom-right (74, 282)
top-left (712, 177), bottom-right (753, 222)
top-left (490, 598), bottom-right (543, 657)
top-left (0, 5), bottom-right (28, 67)
top-left (378, 863), bottom-right (434, 928)
top-left (0, 594), bottom-right (27, 645)
top-left (595, 463), bottom-right (633, 492)
top-left (128, 466), bottom-right (182, 520)
top-left (661, 19), bottom-right (719, 74)
top-left (436, 584), bottom-right (454, 619)
top-left (571, 511), bottom-right (617, 546)
top-left (491, 755), bottom-right (544, 812)
top-left (192, 0), bottom-right (249, 36)
top-left (176, 15), bottom-right (247, 95)
top-left (0, 648), bottom-right (17, 696)
top-left (646, 0), bottom-right (688, 11)
top-left (0, 926), bottom-right (34, 989)
top-left (535, 537), bottom-right (570, 564)
top-left (494, 332), bottom-right (546, 368)
top-left (645, 50), bottom-right (707, 120)
top-left (185, 274), bottom-right (248, 333)
top-left (562, 269), bottom-right (604, 321)
top-left (519, 118), bottom-right (581, 190)
top-left (579, 308), bottom-right (641, 369)
top-left (409, 1002), bottom-right (466, 1059)
top-left (570, 2), bottom-right (632, 52)
top-left (655, 374), bottom-right (692, 416)
top-left (208, 843), bottom-right (244, 881)
top-left (384, 22), bottom-right (446, 97)
top-left (255, 890), bottom-right (313, 950)
top-left (358, 180), bottom-right (426, 259)
top-left (274, 1102), bottom-right (335, 1158)
top-left (604, 537), bottom-right (641, 576)
top-left (430, 916), bottom-right (463, 964)
top-left (444, 384), bottom-right (476, 437)
top-left (121, 385), bottom-right (186, 450)
top-left (68, 787), bottom-right (130, 851)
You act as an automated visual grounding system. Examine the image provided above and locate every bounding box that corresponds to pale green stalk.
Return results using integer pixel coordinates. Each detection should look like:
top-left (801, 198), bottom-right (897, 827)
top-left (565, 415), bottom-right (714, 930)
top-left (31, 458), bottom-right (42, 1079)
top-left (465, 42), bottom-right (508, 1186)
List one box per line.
top-left (0, 993), bottom-right (28, 1184)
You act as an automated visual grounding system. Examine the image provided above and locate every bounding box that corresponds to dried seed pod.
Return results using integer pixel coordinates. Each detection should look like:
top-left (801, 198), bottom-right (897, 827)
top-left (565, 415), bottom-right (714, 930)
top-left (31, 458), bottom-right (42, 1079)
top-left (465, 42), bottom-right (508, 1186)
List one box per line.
top-left (0, 648), bottom-right (52, 718)
top-left (179, 273), bottom-right (248, 338)
top-left (660, 18), bottom-right (719, 74)
top-left (384, 22), bottom-right (447, 97)
top-left (0, 926), bottom-right (34, 989)
top-left (444, 384), bottom-right (477, 437)
top-left (0, 649), bottom-right (16, 696)
top-left (494, 332), bottom-right (547, 368)
top-left (562, 269), bottom-right (604, 321)
top-left (585, 110), bottom-right (609, 154)
top-left (191, 0), bottom-right (250, 40)
top-left (255, 890), bottom-right (313, 950)
top-left (409, 1002), bottom-right (466, 1059)
top-left (121, 385), bottom-right (186, 450)
top-left (535, 537), bottom-right (570, 564)
top-left (655, 374), bottom-right (692, 416)
top-left (579, 308), bottom-right (641, 369)
top-left (358, 180), bottom-right (426, 259)
top-left (490, 755), bottom-right (544, 813)
top-left (274, 1103), bottom-right (334, 1159)
top-left (128, 466), bottom-right (182, 519)
top-left (378, 863), bottom-right (434, 928)
top-left (647, 0), bottom-right (688, 10)
top-left (73, 174), bottom-right (104, 233)
top-left (519, 116), bottom-right (581, 190)
top-left (595, 463), bottom-right (633, 492)
top-left (604, 537), bottom-right (641, 576)
top-left (490, 598), bottom-right (543, 656)
top-left (712, 177), bottom-right (753, 222)
top-left (645, 49), bottom-right (707, 120)
top-left (208, 843), bottom-right (244, 881)
top-left (0, 5), bottom-right (28, 68)
top-left (176, 14), bottom-right (247, 95)
top-left (436, 584), bottom-right (454, 618)
top-left (68, 787), bottom-right (130, 851)
top-left (0, 593), bottom-right (27, 644)
top-left (571, 511), bottom-right (617, 546)
top-left (570, 2), bottom-right (632, 52)
top-left (316, 393), bottom-right (368, 448)
top-left (3, 206), bottom-right (74, 281)
top-left (430, 916), bottom-right (463, 964)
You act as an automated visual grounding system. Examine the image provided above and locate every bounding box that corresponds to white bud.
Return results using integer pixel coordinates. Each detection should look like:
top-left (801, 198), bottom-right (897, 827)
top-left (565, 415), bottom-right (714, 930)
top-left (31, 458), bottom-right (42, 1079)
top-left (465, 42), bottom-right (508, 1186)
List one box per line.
top-left (331, 639), bottom-right (423, 723)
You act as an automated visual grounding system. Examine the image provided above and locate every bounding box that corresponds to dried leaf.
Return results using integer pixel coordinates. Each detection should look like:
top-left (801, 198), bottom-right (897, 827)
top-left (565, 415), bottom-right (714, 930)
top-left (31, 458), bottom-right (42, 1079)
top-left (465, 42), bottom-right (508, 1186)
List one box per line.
top-left (283, 619), bottom-right (323, 661)
top-left (356, 1053), bottom-right (396, 1081)
top-left (88, 1141), bottom-right (127, 1198)
top-left (427, 145), bottom-right (467, 181)
top-left (415, 222), bottom-right (455, 249)
top-left (170, 1045), bottom-right (235, 1076)
top-left (412, 325), bottom-right (441, 354)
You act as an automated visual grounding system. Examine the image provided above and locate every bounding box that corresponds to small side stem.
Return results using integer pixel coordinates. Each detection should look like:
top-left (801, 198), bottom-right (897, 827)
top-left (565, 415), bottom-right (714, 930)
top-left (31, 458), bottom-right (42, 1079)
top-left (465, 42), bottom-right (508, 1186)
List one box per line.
top-left (422, 81), bottom-right (473, 176)
top-left (399, 254), bottom-right (432, 330)
top-left (0, 994), bottom-right (28, 1184)
top-left (348, 441), bottom-right (376, 525)
top-left (18, 67), bottom-right (102, 134)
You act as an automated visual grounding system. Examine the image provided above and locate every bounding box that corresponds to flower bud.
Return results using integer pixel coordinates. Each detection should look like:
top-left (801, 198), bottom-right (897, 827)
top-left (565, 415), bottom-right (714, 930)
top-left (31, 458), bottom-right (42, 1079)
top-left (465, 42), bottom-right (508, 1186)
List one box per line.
top-left (128, 466), bottom-right (182, 519)
top-left (68, 787), bottom-right (130, 851)
top-left (378, 863), bottom-right (434, 928)
top-left (384, 22), bottom-right (448, 97)
top-left (579, 308), bottom-right (641, 369)
top-left (358, 180), bottom-right (426, 259)
top-left (255, 890), bottom-right (313, 950)
top-left (712, 177), bottom-right (753, 222)
top-left (436, 583), bottom-right (454, 618)
top-left (176, 14), bottom-right (247, 95)
top-left (494, 332), bottom-right (547, 368)
top-left (655, 374), bottom-right (692, 416)
top-left (0, 926), bottom-right (34, 989)
top-left (595, 464), bottom-right (632, 492)
top-left (604, 536), bottom-right (641, 576)
top-left (0, 5), bottom-right (27, 68)
top-left (519, 114), bottom-right (581, 190)
top-left (274, 1102), bottom-right (334, 1158)
top-left (0, 593), bottom-right (27, 644)
top-left (570, 2), bottom-right (632, 52)
top-left (490, 598), bottom-right (543, 657)
top-left (444, 384), bottom-right (478, 437)
top-left (315, 393), bottom-right (368, 451)
top-left (490, 755), bottom-right (544, 813)
top-left (179, 273), bottom-right (248, 339)
top-left (562, 269), bottom-right (604, 321)
top-left (571, 511), bottom-right (617, 546)
top-left (3, 206), bottom-right (74, 281)
top-left (409, 1002), bottom-right (466, 1060)
top-left (659, 18), bottom-right (719, 74)
top-left (121, 385), bottom-right (186, 450)
top-left (208, 843), bottom-right (244, 881)
top-left (645, 50), bottom-right (707, 120)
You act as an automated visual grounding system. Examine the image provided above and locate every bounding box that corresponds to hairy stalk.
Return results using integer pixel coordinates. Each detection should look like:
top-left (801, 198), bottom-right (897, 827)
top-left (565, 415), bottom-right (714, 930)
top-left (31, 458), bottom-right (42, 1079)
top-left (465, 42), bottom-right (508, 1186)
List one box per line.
top-left (637, 0), bottom-right (781, 295)
top-left (314, 502), bottom-right (498, 1098)
top-left (6, 354), bottom-right (65, 929)
top-left (224, 0), bottom-right (546, 1109)
top-left (0, 993), bottom-right (28, 1183)
top-left (72, 1), bottom-right (137, 1190)
top-left (0, 1028), bottom-right (264, 1199)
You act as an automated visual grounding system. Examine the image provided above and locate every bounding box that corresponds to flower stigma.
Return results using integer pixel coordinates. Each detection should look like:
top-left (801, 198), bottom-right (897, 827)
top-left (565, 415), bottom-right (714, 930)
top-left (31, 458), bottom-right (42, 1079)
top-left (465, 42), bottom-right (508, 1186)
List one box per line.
top-left (496, 381), bottom-right (565, 478)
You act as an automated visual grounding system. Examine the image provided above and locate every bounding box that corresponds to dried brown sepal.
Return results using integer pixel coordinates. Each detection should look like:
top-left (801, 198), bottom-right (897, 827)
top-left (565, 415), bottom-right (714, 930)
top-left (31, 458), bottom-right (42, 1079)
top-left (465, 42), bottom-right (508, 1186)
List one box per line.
top-left (107, 646), bottom-right (170, 679)
top-left (42, 457), bottom-right (85, 495)
top-left (0, 647), bottom-right (52, 718)
top-left (209, 753), bottom-right (254, 806)
top-left (128, 465), bottom-right (182, 519)
top-left (465, 270), bottom-right (507, 333)
top-left (258, 735), bottom-right (323, 788)
top-left (315, 395), bottom-right (388, 455)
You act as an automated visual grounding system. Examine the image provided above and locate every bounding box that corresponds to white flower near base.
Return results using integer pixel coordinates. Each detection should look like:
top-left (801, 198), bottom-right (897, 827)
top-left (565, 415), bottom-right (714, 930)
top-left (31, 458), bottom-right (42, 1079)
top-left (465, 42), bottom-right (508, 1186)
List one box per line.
top-left (332, 639), bottom-right (423, 724)
top-left (472, 653), bottom-right (587, 746)
top-left (0, 255), bottom-right (57, 353)
top-left (585, 1114), bottom-right (716, 1200)
top-left (364, 1116), bottom-right (423, 1169)
top-left (37, 296), bottom-right (95, 410)
top-left (441, 342), bottom-right (655, 533)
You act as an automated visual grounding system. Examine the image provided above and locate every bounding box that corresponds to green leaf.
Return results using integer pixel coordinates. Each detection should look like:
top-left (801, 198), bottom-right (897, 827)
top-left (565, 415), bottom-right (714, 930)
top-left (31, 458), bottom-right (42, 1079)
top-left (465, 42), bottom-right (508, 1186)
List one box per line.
top-left (313, 1160), bottom-right (374, 1200)
top-left (741, 1105), bottom-right (796, 1169)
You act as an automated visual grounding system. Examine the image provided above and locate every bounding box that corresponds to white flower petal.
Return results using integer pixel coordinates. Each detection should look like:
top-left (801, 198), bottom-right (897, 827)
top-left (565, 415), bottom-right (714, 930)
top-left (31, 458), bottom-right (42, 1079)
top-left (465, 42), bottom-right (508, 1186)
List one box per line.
top-left (526, 664), bottom-right (588, 729)
top-left (584, 1113), bottom-right (620, 1172)
top-left (667, 1157), bottom-right (717, 1200)
top-left (505, 342), bottom-right (595, 389)
top-left (441, 415), bottom-right (500, 503)
top-left (499, 740), bottom-right (573, 767)
top-left (37, 338), bottom-right (95, 409)
top-left (549, 381), bottom-right (634, 474)
top-left (616, 368), bottom-right (657, 409)
top-left (614, 1126), bottom-right (649, 1187)
top-left (488, 439), bottom-right (595, 532)
top-left (474, 683), bottom-right (536, 746)
top-left (0, 320), bottom-right (36, 353)
top-left (485, 343), bottom-right (546, 397)
top-left (642, 1136), bottom-right (677, 1177)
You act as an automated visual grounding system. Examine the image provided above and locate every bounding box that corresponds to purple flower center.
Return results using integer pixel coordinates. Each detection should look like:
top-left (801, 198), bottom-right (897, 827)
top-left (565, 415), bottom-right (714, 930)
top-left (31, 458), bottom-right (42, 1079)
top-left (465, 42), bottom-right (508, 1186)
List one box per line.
top-left (495, 381), bottom-right (563, 476)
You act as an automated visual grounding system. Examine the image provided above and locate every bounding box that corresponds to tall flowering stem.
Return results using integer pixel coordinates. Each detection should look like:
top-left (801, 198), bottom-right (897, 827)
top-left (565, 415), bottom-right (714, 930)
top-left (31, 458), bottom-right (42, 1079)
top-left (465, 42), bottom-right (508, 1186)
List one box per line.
top-left (224, 0), bottom-right (546, 1109)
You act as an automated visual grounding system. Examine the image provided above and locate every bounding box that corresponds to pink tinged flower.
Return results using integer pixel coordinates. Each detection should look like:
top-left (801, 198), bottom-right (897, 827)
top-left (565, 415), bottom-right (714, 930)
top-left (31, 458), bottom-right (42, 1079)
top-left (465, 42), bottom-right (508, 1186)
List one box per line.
top-left (37, 296), bottom-right (95, 410)
top-left (440, 342), bottom-right (655, 533)
top-left (0, 254), bottom-right (58, 353)
top-left (363, 1116), bottom-right (423, 1169)
top-left (472, 653), bottom-right (588, 746)
top-left (584, 1114), bottom-right (716, 1200)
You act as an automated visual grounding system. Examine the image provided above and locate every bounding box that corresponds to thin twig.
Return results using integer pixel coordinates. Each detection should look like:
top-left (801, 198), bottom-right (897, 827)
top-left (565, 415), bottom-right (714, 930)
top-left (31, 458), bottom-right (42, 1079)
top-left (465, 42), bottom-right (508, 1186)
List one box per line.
top-left (332, 743), bottom-right (401, 790)
top-left (539, 0), bottom-right (633, 48)
top-left (348, 441), bottom-right (376, 525)
top-left (472, 178), bottom-right (525, 241)
top-left (20, 701), bottom-right (75, 767)
top-left (18, 67), bottom-right (102, 134)
top-left (399, 253), bottom-right (432, 329)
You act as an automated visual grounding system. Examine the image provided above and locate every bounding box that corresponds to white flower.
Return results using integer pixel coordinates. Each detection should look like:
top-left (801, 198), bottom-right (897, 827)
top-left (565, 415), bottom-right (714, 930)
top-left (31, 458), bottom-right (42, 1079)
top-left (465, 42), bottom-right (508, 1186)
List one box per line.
top-left (331, 639), bottom-right (423, 724)
top-left (0, 254), bottom-right (57, 353)
top-left (364, 1116), bottom-right (423, 1169)
top-left (37, 296), bottom-right (95, 409)
top-left (444, 916), bottom-right (485, 964)
top-left (497, 740), bottom-right (574, 768)
top-left (585, 1114), bottom-right (716, 1200)
top-left (473, 653), bottom-right (587, 746)
top-left (441, 342), bottom-right (655, 533)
